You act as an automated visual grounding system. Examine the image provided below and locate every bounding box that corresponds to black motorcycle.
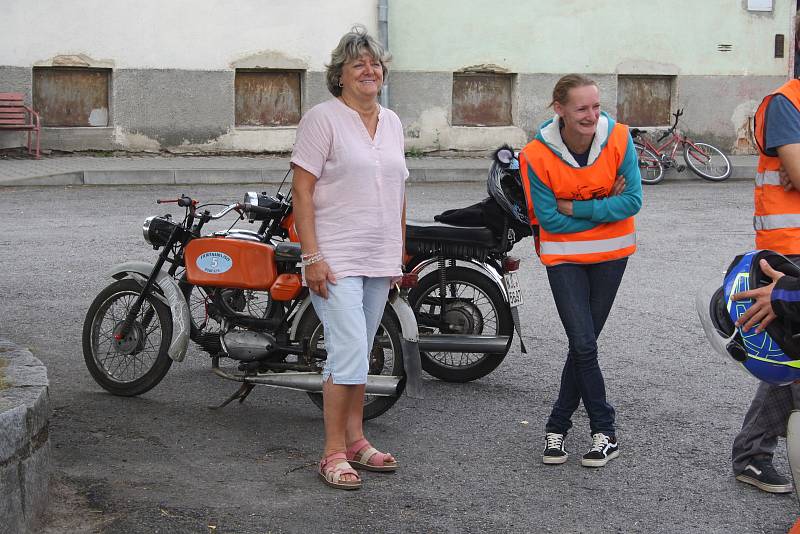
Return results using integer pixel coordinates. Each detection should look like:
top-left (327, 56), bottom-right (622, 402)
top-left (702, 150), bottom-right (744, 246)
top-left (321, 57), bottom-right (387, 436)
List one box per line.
top-left (404, 146), bottom-right (534, 382)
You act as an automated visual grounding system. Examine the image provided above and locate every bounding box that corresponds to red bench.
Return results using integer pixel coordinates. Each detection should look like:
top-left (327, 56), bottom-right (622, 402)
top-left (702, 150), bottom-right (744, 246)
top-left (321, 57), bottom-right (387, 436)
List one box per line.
top-left (0, 93), bottom-right (41, 158)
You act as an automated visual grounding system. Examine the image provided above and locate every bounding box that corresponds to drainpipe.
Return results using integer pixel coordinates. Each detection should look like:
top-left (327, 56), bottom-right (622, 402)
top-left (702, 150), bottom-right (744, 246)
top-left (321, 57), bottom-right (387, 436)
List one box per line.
top-left (378, 0), bottom-right (389, 108)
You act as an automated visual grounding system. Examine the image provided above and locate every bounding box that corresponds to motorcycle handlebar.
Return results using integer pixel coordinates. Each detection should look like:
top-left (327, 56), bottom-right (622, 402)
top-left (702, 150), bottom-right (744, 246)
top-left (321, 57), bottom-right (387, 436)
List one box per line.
top-left (157, 195), bottom-right (196, 208)
top-left (239, 202), bottom-right (279, 221)
top-left (155, 198), bottom-right (283, 222)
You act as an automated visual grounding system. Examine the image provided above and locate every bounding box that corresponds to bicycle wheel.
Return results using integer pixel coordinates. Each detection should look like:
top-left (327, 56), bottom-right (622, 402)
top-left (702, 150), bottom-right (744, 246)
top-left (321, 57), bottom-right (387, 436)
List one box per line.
top-left (634, 142), bottom-right (664, 185)
top-left (683, 142), bottom-right (731, 182)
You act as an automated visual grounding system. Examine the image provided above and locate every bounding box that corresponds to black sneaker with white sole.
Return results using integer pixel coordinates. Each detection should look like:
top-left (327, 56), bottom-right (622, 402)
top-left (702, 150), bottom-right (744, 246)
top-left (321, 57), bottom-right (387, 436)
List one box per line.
top-left (581, 432), bottom-right (619, 467)
top-left (735, 458), bottom-right (793, 494)
top-left (542, 432), bottom-right (568, 464)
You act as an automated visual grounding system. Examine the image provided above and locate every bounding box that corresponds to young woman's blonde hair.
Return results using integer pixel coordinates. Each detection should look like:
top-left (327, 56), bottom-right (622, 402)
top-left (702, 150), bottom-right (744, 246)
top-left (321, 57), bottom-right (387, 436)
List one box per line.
top-left (549, 74), bottom-right (597, 108)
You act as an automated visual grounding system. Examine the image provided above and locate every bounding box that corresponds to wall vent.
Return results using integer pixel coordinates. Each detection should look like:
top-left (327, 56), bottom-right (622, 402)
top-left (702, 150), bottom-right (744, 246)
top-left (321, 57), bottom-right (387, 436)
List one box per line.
top-left (717, 44), bottom-right (733, 52)
top-left (775, 34), bottom-right (785, 58)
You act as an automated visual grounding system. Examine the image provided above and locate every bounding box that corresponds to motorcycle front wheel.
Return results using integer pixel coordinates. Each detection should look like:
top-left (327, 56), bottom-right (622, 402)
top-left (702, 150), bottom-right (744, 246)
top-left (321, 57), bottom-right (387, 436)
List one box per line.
top-left (409, 266), bottom-right (513, 382)
top-left (296, 307), bottom-right (404, 421)
top-left (82, 278), bottom-right (173, 396)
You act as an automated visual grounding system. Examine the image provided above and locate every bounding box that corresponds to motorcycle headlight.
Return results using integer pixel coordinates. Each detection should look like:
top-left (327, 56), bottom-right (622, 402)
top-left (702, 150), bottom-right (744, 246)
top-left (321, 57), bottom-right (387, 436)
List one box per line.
top-left (143, 215), bottom-right (179, 248)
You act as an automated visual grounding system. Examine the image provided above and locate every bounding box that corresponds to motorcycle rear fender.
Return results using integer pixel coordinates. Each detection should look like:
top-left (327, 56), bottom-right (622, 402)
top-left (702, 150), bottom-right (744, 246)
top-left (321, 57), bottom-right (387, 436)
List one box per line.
top-left (107, 261), bottom-right (190, 363)
top-left (408, 257), bottom-right (510, 304)
top-left (407, 256), bottom-right (526, 354)
top-left (387, 288), bottom-right (423, 399)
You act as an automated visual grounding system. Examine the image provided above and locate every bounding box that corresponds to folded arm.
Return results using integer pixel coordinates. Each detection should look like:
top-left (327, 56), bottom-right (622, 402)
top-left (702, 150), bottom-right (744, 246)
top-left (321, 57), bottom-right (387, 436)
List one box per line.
top-left (571, 133), bottom-right (643, 222)
top-left (528, 164), bottom-right (598, 234)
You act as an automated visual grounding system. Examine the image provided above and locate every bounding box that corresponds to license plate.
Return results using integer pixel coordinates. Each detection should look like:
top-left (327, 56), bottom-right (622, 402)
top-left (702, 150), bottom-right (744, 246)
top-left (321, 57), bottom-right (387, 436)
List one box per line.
top-left (504, 271), bottom-right (523, 307)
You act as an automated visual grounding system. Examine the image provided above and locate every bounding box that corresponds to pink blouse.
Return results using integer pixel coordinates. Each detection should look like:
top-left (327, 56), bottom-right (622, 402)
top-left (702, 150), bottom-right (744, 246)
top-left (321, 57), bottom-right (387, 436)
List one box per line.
top-left (291, 98), bottom-right (408, 279)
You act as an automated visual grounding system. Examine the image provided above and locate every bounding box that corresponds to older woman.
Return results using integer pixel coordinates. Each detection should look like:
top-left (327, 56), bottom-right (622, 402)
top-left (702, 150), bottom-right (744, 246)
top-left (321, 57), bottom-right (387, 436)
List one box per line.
top-left (519, 74), bottom-right (642, 468)
top-left (291, 25), bottom-right (407, 490)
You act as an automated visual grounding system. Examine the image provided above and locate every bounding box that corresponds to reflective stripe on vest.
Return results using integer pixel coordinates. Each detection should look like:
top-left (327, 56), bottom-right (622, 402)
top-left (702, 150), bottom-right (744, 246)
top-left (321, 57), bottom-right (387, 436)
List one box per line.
top-left (753, 80), bottom-right (800, 255)
top-left (521, 121), bottom-right (637, 266)
top-left (754, 214), bottom-right (800, 230)
top-left (539, 233), bottom-right (636, 256)
top-left (755, 170), bottom-right (781, 187)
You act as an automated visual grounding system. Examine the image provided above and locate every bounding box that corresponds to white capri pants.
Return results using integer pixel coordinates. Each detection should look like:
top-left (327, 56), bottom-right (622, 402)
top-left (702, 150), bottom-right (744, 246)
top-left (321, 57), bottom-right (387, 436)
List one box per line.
top-left (309, 276), bottom-right (392, 384)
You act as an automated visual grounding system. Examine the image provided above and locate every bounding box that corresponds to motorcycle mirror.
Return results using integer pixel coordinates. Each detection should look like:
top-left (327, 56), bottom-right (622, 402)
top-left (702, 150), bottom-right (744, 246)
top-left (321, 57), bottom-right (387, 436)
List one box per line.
top-left (496, 148), bottom-right (514, 167)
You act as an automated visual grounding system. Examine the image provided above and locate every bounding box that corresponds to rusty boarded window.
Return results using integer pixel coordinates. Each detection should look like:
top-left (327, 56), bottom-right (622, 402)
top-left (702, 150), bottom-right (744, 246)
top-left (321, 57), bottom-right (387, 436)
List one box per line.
top-left (32, 67), bottom-right (110, 127)
top-left (235, 70), bottom-right (302, 127)
top-left (452, 73), bottom-right (513, 127)
top-left (616, 75), bottom-right (673, 127)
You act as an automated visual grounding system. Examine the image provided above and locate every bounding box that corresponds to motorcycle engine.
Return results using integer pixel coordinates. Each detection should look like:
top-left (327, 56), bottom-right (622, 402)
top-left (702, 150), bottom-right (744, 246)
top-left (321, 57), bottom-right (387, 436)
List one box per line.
top-left (221, 330), bottom-right (276, 361)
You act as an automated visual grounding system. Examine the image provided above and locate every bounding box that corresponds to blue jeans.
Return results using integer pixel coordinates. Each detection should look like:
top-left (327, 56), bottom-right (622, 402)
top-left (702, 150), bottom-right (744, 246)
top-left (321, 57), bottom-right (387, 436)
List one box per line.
top-left (544, 258), bottom-right (628, 437)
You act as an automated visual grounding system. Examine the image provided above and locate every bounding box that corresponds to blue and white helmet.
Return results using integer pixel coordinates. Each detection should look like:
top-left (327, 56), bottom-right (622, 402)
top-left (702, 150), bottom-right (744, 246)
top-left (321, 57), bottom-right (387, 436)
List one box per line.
top-left (699, 250), bottom-right (800, 385)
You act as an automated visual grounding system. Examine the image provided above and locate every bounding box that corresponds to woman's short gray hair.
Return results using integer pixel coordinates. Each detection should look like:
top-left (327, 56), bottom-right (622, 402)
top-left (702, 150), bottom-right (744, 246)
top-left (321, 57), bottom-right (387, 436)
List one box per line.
top-left (326, 25), bottom-right (390, 97)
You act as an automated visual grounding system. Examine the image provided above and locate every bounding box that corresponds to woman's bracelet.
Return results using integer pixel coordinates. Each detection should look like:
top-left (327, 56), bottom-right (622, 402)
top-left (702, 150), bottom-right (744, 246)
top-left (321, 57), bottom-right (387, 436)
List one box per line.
top-left (301, 251), bottom-right (324, 267)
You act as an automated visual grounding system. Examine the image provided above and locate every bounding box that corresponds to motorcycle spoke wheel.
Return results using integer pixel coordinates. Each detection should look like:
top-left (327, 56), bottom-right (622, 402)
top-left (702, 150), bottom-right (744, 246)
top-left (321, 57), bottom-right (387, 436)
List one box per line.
top-left (180, 278), bottom-right (224, 355)
top-left (188, 285), bottom-right (220, 334)
top-left (243, 290), bottom-right (272, 318)
top-left (410, 266), bottom-right (513, 382)
top-left (297, 307), bottom-right (404, 421)
top-left (82, 279), bottom-right (173, 396)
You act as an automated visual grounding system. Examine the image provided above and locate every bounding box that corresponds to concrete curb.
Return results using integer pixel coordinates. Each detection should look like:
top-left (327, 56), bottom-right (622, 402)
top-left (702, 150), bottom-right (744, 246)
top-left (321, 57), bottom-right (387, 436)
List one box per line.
top-left (0, 162), bottom-right (757, 187)
top-left (0, 338), bottom-right (51, 534)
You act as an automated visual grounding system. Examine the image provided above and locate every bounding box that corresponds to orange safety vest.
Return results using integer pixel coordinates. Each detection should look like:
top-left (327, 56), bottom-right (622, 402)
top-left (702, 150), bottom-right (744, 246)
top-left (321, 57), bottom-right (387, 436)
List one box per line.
top-left (519, 123), bottom-right (636, 266)
top-left (753, 79), bottom-right (800, 255)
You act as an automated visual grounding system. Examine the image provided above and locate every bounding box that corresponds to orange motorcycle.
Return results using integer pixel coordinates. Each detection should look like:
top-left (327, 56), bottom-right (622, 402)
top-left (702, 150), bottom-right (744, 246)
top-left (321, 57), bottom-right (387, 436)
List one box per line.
top-left (82, 194), bottom-right (422, 420)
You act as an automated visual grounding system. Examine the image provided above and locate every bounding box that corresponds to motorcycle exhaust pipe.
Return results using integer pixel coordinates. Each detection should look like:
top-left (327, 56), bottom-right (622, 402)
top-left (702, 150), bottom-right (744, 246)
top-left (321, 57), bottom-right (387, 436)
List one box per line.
top-left (213, 368), bottom-right (401, 396)
top-left (416, 334), bottom-right (510, 353)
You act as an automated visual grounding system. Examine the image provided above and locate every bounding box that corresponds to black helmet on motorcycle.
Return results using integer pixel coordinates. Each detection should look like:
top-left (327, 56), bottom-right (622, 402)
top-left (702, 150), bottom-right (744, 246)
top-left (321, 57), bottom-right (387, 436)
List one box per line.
top-left (699, 250), bottom-right (800, 385)
top-left (488, 145), bottom-right (529, 227)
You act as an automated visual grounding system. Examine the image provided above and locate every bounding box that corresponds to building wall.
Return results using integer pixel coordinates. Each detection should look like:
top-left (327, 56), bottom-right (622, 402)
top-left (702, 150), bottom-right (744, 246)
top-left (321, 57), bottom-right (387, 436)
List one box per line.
top-left (389, 0), bottom-right (791, 76)
top-left (0, 0), bottom-right (795, 153)
top-left (389, 0), bottom-right (795, 153)
top-left (0, 0), bottom-right (376, 70)
top-left (0, 0), bottom-right (373, 152)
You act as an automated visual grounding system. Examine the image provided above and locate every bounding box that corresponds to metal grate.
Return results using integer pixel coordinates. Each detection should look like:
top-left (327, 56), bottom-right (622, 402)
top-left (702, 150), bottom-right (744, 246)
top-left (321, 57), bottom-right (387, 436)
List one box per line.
top-left (775, 34), bottom-right (785, 58)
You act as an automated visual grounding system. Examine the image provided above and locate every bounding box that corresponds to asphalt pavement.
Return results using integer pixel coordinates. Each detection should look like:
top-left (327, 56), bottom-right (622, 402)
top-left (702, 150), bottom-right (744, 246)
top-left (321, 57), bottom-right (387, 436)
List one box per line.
top-left (0, 176), bottom-right (796, 533)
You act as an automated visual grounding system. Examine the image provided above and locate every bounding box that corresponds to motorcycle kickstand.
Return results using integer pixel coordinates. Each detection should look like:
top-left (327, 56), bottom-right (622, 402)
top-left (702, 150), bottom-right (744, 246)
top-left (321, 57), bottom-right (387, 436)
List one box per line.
top-left (210, 382), bottom-right (256, 410)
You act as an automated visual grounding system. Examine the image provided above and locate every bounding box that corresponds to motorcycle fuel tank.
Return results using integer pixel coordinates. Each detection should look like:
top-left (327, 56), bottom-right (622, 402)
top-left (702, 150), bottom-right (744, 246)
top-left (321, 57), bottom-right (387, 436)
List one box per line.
top-left (184, 237), bottom-right (277, 290)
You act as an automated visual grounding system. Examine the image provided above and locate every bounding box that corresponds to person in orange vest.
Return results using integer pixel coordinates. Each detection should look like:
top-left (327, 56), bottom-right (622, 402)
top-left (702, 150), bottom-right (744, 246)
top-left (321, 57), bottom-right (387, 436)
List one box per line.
top-left (519, 74), bottom-right (642, 467)
top-left (730, 71), bottom-right (800, 494)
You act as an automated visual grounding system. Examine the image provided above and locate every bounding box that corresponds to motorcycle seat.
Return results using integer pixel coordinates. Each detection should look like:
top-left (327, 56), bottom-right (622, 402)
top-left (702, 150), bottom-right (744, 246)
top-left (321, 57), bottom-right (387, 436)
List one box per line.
top-left (406, 221), bottom-right (498, 248)
top-left (274, 242), bottom-right (302, 262)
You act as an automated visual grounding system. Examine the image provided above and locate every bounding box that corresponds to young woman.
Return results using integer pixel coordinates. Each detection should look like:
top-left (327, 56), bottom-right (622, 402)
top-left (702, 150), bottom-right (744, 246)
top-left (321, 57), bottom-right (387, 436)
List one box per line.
top-left (519, 74), bottom-right (642, 468)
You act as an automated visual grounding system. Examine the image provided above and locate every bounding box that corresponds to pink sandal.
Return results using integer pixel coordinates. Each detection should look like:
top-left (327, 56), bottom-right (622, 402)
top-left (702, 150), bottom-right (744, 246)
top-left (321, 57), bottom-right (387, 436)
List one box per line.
top-left (346, 438), bottom-right (398, 472)
top-left (319, 452), bottom-right (361, 490)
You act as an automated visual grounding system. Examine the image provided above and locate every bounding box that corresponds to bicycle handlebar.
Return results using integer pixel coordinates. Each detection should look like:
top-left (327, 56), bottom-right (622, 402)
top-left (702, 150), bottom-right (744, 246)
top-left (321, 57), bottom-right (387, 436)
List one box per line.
top-left (655, 108), bottom-right (685, 142)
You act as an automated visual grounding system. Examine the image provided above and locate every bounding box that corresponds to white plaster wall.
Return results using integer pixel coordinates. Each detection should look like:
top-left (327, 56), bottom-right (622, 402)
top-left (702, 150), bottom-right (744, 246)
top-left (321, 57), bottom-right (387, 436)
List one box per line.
top-left (390, 0), bottom-right (795, 76)
top-left (0, 0), bottom-right (377, 70)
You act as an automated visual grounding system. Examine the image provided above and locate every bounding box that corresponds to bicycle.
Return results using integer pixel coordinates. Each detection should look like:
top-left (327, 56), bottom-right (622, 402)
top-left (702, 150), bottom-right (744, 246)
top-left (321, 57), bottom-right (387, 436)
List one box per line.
top-left (631, 109), bottom-right (732, 185)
